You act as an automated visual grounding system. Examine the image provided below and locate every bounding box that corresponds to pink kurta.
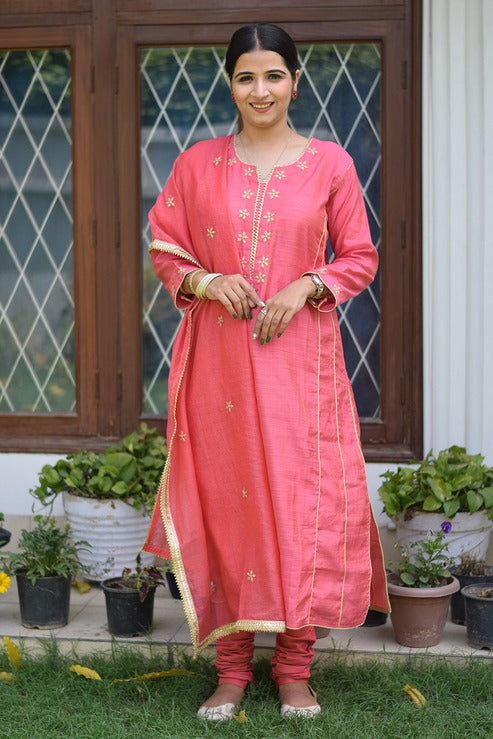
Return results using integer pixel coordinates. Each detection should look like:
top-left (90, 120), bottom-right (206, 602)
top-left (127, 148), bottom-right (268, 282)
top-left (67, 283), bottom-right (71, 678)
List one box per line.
top-left (144, 135), bottom-right (389, 654)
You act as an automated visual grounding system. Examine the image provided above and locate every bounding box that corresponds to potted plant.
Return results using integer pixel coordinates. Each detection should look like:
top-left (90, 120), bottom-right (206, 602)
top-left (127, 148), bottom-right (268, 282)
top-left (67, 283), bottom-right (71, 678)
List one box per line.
top-left (30, 423), bottom-right (167, 580)
top-left (0, 515), bottom-right (89, 628)
top-left (0, 512), bottom-right (11, 549)
top-left (378, 446), bottom-right (493, 560)
top-left (386, 521), bottom-right (460, 647)
top-left (461, 583), bottom-right (493, 649)
top-left (101, 554), bottom-right (166, 637)
top-left (450, 555), bottom-right (493, 625)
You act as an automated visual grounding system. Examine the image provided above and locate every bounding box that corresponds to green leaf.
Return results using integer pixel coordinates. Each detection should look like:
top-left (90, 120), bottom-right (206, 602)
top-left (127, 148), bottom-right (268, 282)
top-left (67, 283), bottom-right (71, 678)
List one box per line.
top-left (111, 481), bottom-right (129, 496)
top-left (466, 490), bottom-right (483, 513)
top-left (443, 499), bottom-right (460, 517)
top-left (422, 495), bottom-right (443, 511)
top-left (481, 487), bottom-right (493, 508)
top-left (400, 572), bottom-right (416, 586)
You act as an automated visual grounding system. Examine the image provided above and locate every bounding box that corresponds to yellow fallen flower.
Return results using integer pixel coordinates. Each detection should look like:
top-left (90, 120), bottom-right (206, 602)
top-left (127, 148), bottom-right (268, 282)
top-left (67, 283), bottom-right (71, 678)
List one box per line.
top-left (233, 710), bottom-right (248, 723)
top-left (0, 671), bottom-right (15, 682)
top-left (70, 664), bottom-right (102, 681)
top-left (72, 580), bottom-right (91, 594)
top-left (0, 572), bottom-right (11, 594)
top-left (403, 683), bottom-right (426, 707)
top-left (112, 668), bottom-right (196, 683)
top-left (2, 636), bottom-right (22, 670)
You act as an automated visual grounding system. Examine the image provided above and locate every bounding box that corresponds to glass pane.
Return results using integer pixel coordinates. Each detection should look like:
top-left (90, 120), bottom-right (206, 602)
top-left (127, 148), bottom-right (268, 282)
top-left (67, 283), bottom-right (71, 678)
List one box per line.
top-left (0, 49), bottom-right (74, 413)
top-left (140, 43), bottom-right (381, 418)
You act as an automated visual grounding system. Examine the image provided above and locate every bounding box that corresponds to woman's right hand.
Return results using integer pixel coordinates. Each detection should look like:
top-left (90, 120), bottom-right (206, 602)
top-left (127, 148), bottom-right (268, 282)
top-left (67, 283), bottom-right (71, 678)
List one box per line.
top-left (204, 274), bottom-right (262, 320)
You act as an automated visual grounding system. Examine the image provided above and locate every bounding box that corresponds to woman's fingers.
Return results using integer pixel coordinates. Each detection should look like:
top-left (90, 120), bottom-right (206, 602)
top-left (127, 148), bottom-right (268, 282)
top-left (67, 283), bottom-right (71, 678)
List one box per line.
top-left (205, 274), bottom-right (261, 319)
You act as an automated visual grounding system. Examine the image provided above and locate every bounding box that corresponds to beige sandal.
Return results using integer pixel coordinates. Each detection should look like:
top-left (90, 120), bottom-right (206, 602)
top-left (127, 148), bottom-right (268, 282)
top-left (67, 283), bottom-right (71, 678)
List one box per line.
top-left (280, 684), bottom-right (321, 718)
top-left (197, 702), bottom-right (237, 721)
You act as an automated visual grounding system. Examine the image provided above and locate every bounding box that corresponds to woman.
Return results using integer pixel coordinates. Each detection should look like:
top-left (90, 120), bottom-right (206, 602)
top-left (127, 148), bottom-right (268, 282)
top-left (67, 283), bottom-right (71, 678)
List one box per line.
top-left (144, 22), bottom-right (389, 720)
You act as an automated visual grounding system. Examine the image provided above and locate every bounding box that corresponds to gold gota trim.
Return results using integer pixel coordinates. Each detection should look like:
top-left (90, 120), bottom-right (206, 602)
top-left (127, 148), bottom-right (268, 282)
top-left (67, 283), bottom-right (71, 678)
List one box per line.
top-left (331, 309), bottom-right (349, 628)
top-left (196, 619), bottom-right (286, 654)
top-left (149, 239), bottom-right (202, 268)
top-left (307, 309), bottom-right (323, 620)
top-left (159, 302), bottom-right (201, 651)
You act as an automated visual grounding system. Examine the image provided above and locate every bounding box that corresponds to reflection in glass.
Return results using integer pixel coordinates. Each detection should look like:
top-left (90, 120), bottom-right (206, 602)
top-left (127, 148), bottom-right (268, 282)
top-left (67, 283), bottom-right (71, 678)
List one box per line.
top-left (0, 49), bottom-right (74, 412)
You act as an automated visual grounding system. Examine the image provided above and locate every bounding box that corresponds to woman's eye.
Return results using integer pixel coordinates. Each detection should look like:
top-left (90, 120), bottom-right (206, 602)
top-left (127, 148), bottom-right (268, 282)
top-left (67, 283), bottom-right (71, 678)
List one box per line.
top-left (268, 73), bottom-right (283, 80)
top-left (237, 75), bottom-right (253, 83)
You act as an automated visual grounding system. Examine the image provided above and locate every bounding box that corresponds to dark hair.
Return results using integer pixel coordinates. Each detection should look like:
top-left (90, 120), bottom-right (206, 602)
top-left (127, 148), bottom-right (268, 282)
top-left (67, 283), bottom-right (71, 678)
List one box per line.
top-left (225, 23), bottom-right (299, 79)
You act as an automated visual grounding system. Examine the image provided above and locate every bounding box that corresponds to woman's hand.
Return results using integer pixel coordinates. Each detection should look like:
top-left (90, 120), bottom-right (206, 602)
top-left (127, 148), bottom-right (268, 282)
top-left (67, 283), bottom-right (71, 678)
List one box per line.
top-left (252, 276), bottom-right (314, 344)
top-left (204, 274), bottom-right (262, 320)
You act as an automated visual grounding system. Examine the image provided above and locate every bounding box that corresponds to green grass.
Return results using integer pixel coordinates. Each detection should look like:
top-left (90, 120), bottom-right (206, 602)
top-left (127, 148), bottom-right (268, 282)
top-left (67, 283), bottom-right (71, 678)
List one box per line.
top-left (1, 640), bottom-right (492, 738)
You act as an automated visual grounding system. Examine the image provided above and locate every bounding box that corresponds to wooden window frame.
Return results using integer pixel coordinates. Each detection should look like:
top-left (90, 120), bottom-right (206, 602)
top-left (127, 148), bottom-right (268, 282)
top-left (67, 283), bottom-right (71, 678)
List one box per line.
top-left (0, 0), bottom-right (422, 462)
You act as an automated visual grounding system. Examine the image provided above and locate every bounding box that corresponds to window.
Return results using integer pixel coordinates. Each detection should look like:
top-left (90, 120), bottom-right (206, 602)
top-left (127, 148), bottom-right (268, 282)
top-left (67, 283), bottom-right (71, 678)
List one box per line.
top-left (0, 1), bottom-right (421, 460)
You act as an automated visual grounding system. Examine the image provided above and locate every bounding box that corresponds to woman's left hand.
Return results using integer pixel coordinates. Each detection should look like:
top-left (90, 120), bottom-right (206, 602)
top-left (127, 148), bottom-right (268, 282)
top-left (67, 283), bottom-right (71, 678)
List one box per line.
top-left (253, 276), bottom-right (314, 344)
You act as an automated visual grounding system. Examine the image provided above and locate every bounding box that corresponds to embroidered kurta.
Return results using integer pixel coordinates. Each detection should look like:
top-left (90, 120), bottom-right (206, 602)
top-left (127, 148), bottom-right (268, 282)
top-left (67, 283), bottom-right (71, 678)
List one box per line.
top-left (144, 135), bottom-right (389, 654)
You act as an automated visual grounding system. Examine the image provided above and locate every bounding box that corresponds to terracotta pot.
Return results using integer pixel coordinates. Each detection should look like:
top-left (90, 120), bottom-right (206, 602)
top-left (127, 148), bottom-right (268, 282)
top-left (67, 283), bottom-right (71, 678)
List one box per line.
top-left (387, 574), bottom-right (460, 647)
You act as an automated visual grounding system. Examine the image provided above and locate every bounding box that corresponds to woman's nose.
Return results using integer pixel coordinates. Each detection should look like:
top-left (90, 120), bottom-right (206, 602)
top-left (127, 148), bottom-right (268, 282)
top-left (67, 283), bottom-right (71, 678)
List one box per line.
top-left (252, 78), bottom-right (268, 97)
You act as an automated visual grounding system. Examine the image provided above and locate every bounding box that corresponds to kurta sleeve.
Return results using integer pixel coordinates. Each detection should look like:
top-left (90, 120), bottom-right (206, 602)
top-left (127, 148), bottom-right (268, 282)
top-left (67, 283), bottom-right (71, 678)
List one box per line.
top-left (307, 159), bottom-right (378, 312)
top-left (148, 153), bottom-right (205, 309)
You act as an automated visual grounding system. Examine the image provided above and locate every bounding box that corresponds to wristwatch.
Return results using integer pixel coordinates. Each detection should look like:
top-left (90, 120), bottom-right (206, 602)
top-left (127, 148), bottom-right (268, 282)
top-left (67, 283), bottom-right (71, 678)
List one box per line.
top-left (308, 273), bottom-right (325, 299)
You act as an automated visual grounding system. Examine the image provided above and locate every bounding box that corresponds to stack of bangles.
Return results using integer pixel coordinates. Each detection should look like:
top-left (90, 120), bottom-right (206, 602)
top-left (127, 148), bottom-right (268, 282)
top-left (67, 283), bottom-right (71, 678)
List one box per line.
top-left (186, 271), bottom-right (223, 299)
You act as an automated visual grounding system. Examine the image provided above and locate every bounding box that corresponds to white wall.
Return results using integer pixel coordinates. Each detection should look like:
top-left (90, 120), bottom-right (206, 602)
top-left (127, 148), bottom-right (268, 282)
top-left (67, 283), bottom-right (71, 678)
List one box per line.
top-left (2, 0), bottom-right (492, 522)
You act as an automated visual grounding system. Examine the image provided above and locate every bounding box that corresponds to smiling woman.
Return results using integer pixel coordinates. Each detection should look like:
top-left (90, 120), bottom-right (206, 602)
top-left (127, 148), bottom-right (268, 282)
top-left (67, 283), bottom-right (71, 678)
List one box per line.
top-left (143, 21), bottom-right (389, 723)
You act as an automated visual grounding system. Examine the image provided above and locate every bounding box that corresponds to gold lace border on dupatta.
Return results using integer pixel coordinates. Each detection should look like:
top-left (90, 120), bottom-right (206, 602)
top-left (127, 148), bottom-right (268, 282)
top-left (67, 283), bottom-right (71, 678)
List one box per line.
top-left (149, 239), bottom-right (202, 268)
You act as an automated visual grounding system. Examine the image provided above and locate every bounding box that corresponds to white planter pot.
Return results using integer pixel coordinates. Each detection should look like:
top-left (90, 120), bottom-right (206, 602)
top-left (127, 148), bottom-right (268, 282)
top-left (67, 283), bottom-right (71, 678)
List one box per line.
top-left (63, 492), bottom-right (153, 581)
top-left (394, 511), bottom-right (493, 562)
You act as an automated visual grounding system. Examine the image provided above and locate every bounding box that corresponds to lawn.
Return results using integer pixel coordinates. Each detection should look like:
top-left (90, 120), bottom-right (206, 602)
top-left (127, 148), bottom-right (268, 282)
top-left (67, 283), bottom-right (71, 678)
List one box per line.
top-left (1, 639), bottom-right (492, 738)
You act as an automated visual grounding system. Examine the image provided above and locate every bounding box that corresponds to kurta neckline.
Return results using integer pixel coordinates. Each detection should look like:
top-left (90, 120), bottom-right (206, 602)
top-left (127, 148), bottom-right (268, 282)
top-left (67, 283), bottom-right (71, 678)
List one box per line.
top-left (231, 133), bottom-right (314, 182)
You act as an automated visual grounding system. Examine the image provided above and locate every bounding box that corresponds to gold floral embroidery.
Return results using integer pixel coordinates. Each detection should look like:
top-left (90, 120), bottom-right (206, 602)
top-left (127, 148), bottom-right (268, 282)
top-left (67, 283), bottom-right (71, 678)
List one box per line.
top-left (210, 580), bottom-right (216, 592)
top-left (244, 166), bottom-right (254, 176)
top-left (255, 273), bottom-right (266, 283)
top-left (264, 211), bottom-right (275, 223)
top-left (307, 146), bottom-right (318, 155)
top-left (275, 169), bottom-right (286, 180)
top-left (207, 227), bottom-right (216, 238)
top-left (217, 315), bottom-right (224, 327)
top-left (240, 256), bottom-right (247, 268)
top-left (178, 431), bottom-right (186, 442)
top-left (239, 208), bottom-right (250, 220)
top-left (213, 156), bottom-right (222, 166)
top-left (258, 256), bottom-right (269, 267)
top-left (331, 283), bottom-right (341, 294)
top-left (260, 231), bottom-right (271, 242)
top-left (237, 232), bottom-right (248, 243)
top-left (243, 189), bottom-right (254, 199)
top-left (320, 267), bottom-right (327, 273)
top-left (177, 266), bottom-right (186, 274)
top-left (297, 161), bottom-right (308, 171)
top-left (166, 196), bottom-right (175, 207)
top-left (268, 189), bottom-right (279, 199)
top-left (241, 488), bottom-right (248, 498)
top-left (225, 400), bottom-right (234, 412)
top-left (228, 157), bottom-right (237, 167)
top-left (247, 570), bottom-right (256, 582)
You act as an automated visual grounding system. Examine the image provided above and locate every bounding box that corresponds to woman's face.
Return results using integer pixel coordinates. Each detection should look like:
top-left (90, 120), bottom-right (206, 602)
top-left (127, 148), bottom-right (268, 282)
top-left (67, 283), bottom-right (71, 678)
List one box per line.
top-left (231, 49), bottom-right (299, 130)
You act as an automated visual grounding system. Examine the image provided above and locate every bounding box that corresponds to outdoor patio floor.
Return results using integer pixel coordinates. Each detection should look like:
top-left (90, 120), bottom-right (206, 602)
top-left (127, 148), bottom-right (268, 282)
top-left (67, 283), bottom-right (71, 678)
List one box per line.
top-left (2, 581), bottom-right (493, 662)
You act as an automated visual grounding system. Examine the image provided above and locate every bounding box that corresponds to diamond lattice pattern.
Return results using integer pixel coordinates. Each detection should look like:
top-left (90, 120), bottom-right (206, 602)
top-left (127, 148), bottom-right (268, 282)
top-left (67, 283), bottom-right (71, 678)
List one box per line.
top-left (0, 49), bottom-right (74, 413)
top-left (141, 44), bottom-right (381, 418)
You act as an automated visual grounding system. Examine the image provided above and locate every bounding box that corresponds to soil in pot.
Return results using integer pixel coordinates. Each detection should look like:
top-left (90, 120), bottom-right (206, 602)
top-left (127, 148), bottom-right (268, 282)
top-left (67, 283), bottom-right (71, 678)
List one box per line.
top-left (16, 574), bottom-right (71, 629)
top-left (462, 584), bottom-right (493, 649)
top-left (102, 578), bottom-right (156, 637)
top-left (387, 574), bottom-right (460, 648)
top-left (450, 565), bottom-right (493, 624)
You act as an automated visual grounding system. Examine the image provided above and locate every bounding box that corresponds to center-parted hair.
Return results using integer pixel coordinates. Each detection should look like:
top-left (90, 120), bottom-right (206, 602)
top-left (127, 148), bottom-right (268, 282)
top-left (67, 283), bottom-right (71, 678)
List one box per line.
top-left (225, 23), bottom-right (299, 79)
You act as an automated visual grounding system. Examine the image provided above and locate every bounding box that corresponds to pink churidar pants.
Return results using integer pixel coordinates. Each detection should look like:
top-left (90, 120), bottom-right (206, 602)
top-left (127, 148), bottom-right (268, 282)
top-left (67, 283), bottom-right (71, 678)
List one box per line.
top-left (215, 627), bottom-right (316, 688)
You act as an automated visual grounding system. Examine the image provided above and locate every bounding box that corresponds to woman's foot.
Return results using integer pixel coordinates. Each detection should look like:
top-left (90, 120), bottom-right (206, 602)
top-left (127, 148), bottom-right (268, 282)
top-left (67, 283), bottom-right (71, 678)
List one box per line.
top-left (197, 684), bottom-right (245, 721)
top-left (279, 682), bottom-right (321, 718)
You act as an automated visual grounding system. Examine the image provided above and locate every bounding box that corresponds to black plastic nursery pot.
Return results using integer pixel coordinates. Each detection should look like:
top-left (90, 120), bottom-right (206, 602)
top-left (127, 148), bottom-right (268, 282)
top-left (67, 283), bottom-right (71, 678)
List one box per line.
top-left (165, 570), bottom-right (182, 600)
top-left (102, 578), bottom-right (156, 637)
top-left (361, 609), bottom-right (388, 627)
top-left (450, 566), bottom-right (493, 624)
top-left (16, 574), bottom-right (71, 628)
top-left (462, 583), bottom-right (493, 649)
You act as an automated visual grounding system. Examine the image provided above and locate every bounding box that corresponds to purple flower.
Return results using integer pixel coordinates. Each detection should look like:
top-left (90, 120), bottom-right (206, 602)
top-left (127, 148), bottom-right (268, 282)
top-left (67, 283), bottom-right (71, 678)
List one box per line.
top-left (441, 521), bottom-right (452, 534)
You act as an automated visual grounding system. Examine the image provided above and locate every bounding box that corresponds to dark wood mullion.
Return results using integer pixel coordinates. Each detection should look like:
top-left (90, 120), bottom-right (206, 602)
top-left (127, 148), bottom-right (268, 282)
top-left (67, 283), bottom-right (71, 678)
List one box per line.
top-left (91, 0), bottom-right (122, 438)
